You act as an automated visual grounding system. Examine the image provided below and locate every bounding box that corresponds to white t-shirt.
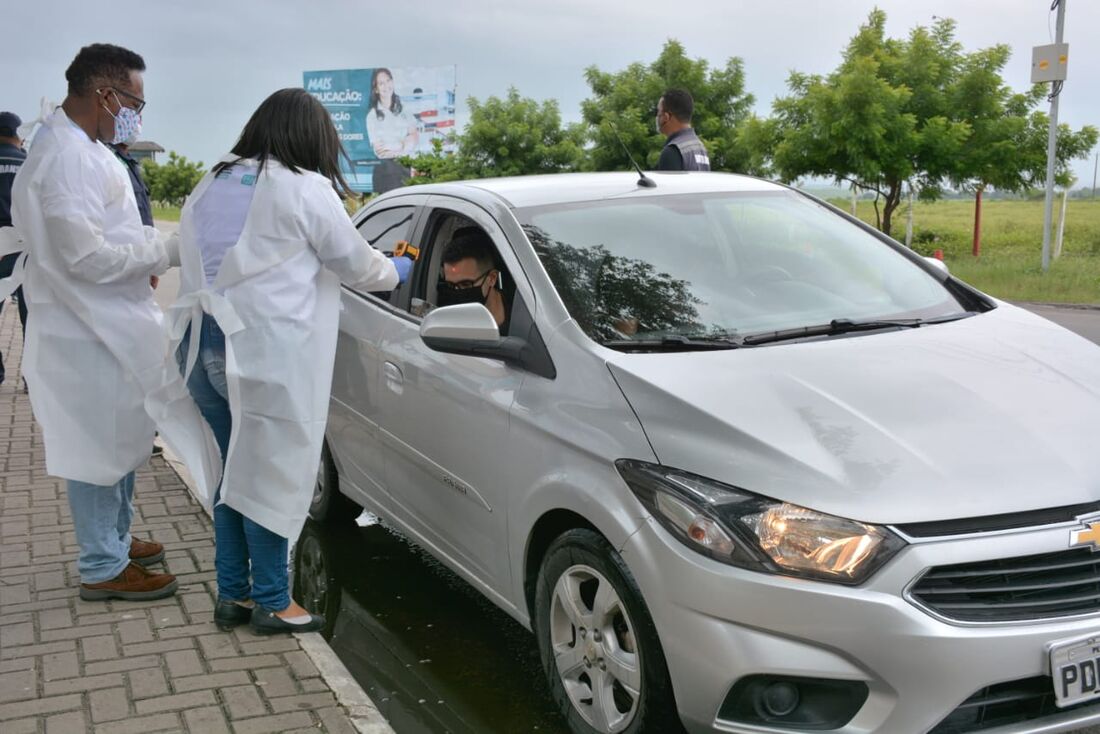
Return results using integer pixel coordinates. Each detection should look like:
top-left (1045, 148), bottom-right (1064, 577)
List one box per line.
top-left (191, 163), bottom-right (259, 285)
top-left (366, 106), bottom-right (415, 158)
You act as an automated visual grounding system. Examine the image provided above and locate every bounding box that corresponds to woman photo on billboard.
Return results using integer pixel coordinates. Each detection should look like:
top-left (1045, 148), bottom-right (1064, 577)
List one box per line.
top-left (366, 67), bottom-right (418, 193)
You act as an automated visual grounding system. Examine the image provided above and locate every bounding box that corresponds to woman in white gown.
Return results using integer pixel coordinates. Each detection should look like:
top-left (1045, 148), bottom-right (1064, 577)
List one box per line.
top-left (166, 88), bottom-right (411, 634)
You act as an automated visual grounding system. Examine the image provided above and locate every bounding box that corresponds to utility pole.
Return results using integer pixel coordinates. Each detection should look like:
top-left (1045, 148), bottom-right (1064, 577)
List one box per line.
top-left (1093, 152), bottom-right (1097, 199)
top-left (1039, 0), bottom-right (1068, 272)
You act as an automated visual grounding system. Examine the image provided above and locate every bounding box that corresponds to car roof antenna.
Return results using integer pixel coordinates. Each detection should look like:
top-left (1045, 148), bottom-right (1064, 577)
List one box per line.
top-left (608, 121), bottom-right (656, 189)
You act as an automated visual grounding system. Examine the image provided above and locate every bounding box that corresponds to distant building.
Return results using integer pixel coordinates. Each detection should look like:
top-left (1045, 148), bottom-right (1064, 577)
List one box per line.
top-left (127, 141), bottom-right (165, 163)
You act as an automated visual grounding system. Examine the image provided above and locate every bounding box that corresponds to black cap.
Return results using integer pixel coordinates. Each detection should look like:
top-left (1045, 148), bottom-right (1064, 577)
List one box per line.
top-left (0, 111), bottom-right (22, 137)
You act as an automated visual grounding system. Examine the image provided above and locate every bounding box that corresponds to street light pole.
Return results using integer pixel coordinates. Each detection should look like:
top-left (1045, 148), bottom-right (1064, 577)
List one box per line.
top-left (1041, 0), bottom-right (1067, 272)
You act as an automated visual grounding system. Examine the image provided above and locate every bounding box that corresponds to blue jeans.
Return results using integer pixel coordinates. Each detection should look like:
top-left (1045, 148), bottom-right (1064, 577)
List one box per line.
top-left (66, 472), bottom-right (135, 583)
top-left (182, 315), bottom-right (290, 610)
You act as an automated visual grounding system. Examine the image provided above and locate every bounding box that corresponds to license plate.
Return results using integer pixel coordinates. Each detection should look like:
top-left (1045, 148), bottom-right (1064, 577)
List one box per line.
top-left (1050, 635), bottom-right (1100, 707)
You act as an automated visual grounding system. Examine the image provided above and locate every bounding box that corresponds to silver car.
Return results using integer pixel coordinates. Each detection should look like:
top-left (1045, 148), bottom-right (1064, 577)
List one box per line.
top-left (313, 172), bottom-right (1100, 734)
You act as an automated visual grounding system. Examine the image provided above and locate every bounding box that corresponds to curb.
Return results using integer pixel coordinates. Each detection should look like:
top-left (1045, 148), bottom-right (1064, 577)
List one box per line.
top-left (158, 439), bottom-right (396, 734)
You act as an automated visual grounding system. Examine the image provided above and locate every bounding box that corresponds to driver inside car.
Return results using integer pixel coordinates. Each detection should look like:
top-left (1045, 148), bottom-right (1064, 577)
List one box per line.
top-left (437, 228), bottom-right (510, 333)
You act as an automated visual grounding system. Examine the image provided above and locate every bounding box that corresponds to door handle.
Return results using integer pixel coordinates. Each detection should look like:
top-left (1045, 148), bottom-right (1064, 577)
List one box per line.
top-left (383, 361), bottom-right (404, 394)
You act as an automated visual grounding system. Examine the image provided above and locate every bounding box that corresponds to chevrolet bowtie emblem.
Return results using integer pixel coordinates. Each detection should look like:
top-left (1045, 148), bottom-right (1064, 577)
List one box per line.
top-left (1070, 522), bottom-right (1100, 551)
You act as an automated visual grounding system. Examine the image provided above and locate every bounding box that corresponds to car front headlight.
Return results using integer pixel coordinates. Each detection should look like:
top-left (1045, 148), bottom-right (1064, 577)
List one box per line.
top-left (616, 459), bottom-right (905, 585)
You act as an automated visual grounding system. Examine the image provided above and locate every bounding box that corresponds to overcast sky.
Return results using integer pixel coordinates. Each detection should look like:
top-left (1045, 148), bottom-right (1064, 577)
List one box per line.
top-left (4, 0), bottom-right (1098, 185)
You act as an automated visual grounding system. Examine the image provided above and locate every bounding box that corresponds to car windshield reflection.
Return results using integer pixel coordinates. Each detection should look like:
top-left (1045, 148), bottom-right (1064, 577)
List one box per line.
top-left (517, 192), bottom-right (965, 345)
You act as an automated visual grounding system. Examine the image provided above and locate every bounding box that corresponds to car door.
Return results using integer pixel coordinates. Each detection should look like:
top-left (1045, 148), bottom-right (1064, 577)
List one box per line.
top-left (328, 197), bottom-right (426, 506)
top-left (375, 195), bottom-right (534, 600)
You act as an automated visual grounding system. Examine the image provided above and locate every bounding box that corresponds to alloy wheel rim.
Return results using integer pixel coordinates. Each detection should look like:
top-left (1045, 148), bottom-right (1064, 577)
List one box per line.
top-left (312, 460), bottom-right (326, 505)
top-left (549, 563), bottom-right (641, 733)
top-left (297, 534), bottom-right (328, 614)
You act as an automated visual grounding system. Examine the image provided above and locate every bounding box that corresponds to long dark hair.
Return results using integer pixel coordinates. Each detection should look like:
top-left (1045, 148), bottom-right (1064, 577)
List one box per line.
top-left (215, 88), bottom-right (352, 197)
top-left (369, 68), bottom-right (402, 120)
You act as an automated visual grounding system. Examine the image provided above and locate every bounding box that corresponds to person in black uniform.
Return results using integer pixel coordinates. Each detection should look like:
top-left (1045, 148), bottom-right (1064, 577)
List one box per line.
top-left (0, 111), bottom-right (28, 388)
top-left (655, 89), bottom-right (711, 171)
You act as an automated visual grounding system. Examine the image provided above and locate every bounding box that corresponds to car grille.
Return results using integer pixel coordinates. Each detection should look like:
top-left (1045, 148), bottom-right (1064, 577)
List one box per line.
top-left (930, 676), bottom-right (1100, 733)
top-left (910, 548), bottom-right (1100, 623)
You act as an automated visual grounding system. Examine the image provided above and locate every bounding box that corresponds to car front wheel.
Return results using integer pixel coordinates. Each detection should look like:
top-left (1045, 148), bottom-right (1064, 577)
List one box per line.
top-left (308, 441), bottom-right (362, 522)
top-left (534, 528), bottom-right (684, 734)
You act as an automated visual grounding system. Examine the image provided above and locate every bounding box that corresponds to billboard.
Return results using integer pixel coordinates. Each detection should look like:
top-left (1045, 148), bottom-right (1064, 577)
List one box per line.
top-left (303, 66), bottom-right (457, 194)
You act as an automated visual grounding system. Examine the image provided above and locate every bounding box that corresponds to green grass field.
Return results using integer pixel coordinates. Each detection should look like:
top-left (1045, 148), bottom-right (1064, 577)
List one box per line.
top-left (151, 205), bottom-right (181, 222)
top-left (830, 197), bottom-right (1100, 305)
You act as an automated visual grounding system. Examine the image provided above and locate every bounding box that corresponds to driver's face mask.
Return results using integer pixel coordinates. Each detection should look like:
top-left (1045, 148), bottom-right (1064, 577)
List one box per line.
top-left (437, 268), bottom-right (496, 307)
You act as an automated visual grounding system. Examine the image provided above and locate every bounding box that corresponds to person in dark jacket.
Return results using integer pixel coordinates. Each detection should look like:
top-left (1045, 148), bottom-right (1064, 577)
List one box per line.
top-left (655, 89), bottom-right (711, 171)
top-left (0, 110), bottom-right (28, 388)
top-left (109, 136), bottom-right (157, 291)
top-left (110, 138), bottom-right (153, 227)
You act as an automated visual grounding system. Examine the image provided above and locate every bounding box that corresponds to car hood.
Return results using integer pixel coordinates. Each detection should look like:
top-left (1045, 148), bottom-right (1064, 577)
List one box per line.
top-left (606, 305), bottom-right (1100, 525)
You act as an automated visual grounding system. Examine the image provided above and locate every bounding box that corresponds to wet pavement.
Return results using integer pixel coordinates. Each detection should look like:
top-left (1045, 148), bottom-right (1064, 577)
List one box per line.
top-left (292, 517), bottom-right (568, 734)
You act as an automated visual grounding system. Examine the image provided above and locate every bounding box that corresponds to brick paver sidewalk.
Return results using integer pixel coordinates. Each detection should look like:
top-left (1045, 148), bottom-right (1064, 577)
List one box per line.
top-left (0, 302), bottom-right (368, 733)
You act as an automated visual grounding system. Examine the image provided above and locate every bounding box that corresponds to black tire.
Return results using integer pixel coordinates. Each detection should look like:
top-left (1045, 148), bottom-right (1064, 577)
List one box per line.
top-left (308, 442), bottom-right (362, 522)
top-left (291, 520), bottom-right (342, 638)
top-left (534, 529), bottom-right (684, 734)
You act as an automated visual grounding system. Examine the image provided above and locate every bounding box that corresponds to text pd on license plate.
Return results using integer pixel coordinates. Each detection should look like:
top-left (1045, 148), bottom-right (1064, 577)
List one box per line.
top-left (1050, 635), bottom-right (1100, 708)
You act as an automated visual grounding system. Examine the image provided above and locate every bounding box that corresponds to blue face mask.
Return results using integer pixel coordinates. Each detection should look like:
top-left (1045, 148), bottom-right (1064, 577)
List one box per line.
top-left (103, 91), bottom-right (141, 145)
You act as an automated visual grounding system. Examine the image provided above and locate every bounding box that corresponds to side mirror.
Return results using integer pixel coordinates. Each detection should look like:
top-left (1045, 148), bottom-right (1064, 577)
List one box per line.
top-left (923, 256), bottom-right (949, 275)
top-left (418, 303), bottom-right (556, 379)
top-left (420, 302), bottom-right (501, 344)
top-left (419, 302), bottom-right (525, 367)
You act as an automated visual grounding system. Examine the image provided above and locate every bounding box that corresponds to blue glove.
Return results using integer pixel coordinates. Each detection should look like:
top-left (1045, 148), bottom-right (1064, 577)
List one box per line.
top-left (389, 255), bottom-right (413, 284)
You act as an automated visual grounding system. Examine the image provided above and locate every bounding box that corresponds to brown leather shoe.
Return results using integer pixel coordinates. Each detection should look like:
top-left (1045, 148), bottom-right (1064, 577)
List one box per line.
top-left (129, 537), bottom-right (165, 566)
top-left (80, 562), bottom-right (178, 601)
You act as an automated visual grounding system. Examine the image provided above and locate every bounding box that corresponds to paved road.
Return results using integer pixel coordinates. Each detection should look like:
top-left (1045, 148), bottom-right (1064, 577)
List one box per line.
top-left (0, 298), bottom-right (366, 734)
top-left (1021, 302), bottom-right (1100, 345)
top-left (153, 220), bottom-right (179, 312)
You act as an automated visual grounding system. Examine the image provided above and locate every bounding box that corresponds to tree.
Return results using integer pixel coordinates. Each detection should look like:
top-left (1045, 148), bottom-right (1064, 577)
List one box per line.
top-left (946, 44), bottom-right (1044, 256)
top-left (947, 44), bottom-right (1097, 256)
top-left (767, 11), bottom-right (971, 236)
top-left (403, 88), bottom-right (584, 184)
top-left (142, 152), bottom-right (205, 207)
top-left (401, 138), bottom-right (463, 184)
top-left (580, 40), bottom-right (758, 173)
top-left (522, 224), bottom-right (702, 341)
top-left (460, 89), bottom-right (586, 178)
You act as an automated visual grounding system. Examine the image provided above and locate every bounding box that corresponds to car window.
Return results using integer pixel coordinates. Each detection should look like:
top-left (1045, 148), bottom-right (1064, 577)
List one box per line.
top-left (357, 205), bottom-right (416, 254)
top-left (516, 192), bottom-right (965, 344)
top-left (408, 210), bottom-right (519, 337)
top-left (354, 205), bottom-right (417, 304)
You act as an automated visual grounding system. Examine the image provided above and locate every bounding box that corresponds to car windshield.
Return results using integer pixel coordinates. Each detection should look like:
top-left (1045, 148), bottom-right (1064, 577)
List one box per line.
top-left (516, 191), bottom-right (967, 344)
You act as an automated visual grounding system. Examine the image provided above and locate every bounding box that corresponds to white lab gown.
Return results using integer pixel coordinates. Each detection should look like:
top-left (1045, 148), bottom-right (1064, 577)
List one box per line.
top-left (163, 155), bottom-right (398, 540)
top-left (10, 108), bottom-right (223, 495)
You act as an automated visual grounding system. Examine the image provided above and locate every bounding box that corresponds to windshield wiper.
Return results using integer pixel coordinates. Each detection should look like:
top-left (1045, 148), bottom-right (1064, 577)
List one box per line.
top-left (601, 334), bottom-right (744, 352)
top-left (741, 313), bottom-right (973, 347)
